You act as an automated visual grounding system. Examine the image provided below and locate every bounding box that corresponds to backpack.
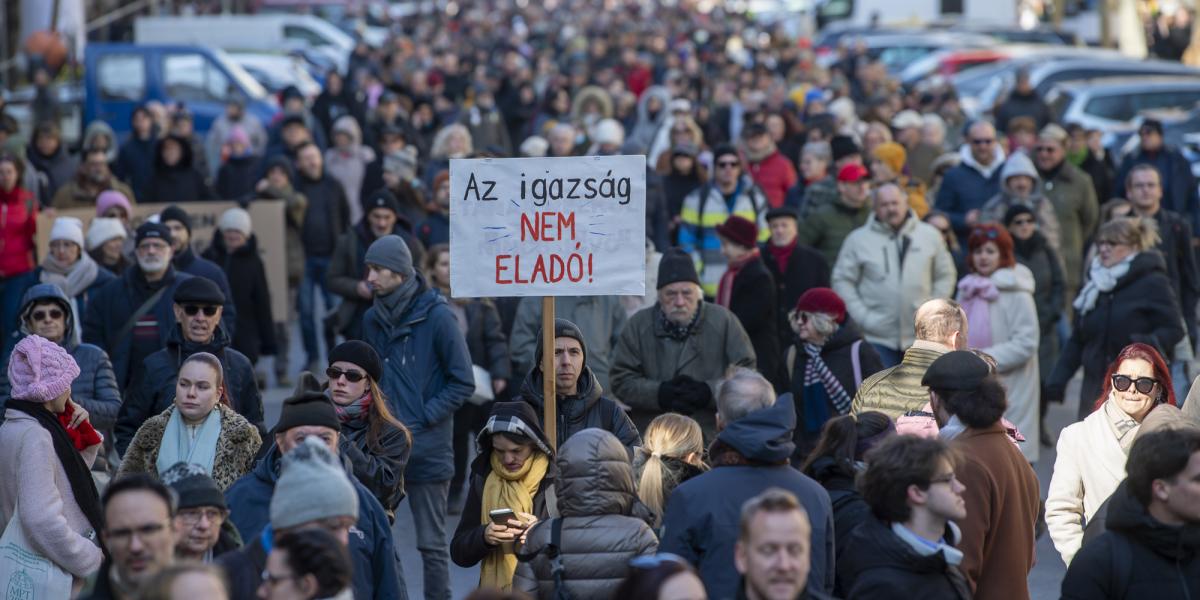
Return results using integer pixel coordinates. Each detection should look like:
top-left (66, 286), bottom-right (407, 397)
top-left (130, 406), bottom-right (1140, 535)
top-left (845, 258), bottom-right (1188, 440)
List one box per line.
top-left (544, 518), bottom-right (575, 600)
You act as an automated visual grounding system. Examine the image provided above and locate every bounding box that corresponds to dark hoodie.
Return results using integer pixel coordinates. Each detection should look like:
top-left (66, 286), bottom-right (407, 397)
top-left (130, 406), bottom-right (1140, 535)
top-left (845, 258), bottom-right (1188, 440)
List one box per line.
top-left (147, 134), bottom-right (213, 203)
top-left (659, 396), bottom-right (836, 599)
top-left (202, 233), bottom-right (276, 363)
top-left (25, 135), bottom-right (77, 206)
top-left (516, 318), bottom-right (641, 452)
top-left (1063, 480), bottom-right (1200, 600)
top-left (114, 117), bottom-right (158, 202)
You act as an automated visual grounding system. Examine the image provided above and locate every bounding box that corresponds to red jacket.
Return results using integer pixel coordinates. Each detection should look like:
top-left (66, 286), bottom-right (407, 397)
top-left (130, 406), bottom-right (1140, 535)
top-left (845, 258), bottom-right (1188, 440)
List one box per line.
top-left (0, 186), bottom-right (37, 277)
top-left (748, 151), bottom-right (798, 209)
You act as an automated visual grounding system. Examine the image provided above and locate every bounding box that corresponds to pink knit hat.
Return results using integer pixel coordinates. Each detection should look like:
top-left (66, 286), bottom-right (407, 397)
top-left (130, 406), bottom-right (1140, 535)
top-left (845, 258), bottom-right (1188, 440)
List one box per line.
top-left (8, 335), bottom-right (80, 403)
top-left (95, 190), bottom-right (132, 218)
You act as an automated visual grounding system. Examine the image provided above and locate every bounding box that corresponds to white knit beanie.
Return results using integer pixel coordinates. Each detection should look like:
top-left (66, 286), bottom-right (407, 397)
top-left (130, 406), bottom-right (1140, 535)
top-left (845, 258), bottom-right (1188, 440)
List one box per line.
top-left (590, 118), bottom-right (625, 146)
top-left (218, 207), bottom-right (253, 236)
top-left (49, 217), bottom-right (85, 249)
top-left (86, 217), bottom-right (127, 251)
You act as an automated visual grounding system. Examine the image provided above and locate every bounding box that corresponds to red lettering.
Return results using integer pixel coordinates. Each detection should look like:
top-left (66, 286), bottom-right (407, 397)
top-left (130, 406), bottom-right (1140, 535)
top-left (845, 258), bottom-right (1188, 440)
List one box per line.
top-left (550, 254), bottom-right (565, 282)
top-left (530, 254), bottom-right (548, 282)
top-left (518, 212), bottom-right (578, 242)
top-left (495, 255), bottom-right (512, 284)
top-left (514, 255), bottom-right (528, 284)
top-left (519, 213), bottom-right (537, 241)
top-left (558, 212), bottom-right (576, 241)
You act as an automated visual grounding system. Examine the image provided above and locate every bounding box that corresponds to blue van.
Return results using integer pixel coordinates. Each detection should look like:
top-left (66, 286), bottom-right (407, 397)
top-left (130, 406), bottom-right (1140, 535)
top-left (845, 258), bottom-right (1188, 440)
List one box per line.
top-left (84, 43), bottom-right (279, 139)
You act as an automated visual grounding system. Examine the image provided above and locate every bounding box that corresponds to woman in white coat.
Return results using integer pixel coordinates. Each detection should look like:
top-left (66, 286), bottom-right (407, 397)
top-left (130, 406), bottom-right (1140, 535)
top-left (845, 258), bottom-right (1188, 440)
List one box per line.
top-left (1045, 342), bottom-right (1175, 565)
top-left (956, 224), bottom-right (1041, 462)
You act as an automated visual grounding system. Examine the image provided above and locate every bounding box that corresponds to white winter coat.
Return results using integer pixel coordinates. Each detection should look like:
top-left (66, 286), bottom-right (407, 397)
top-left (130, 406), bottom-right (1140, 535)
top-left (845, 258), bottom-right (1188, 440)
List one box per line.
top-left (1045, 407), bottom-right (1126, 566)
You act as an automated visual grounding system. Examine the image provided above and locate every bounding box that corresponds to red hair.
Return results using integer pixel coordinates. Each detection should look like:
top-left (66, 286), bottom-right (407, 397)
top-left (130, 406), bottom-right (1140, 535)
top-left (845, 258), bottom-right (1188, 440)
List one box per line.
top-left (1093, 343), bottom-right (1175, 413)
top-left (967, 224), bottom-right (1016, 273)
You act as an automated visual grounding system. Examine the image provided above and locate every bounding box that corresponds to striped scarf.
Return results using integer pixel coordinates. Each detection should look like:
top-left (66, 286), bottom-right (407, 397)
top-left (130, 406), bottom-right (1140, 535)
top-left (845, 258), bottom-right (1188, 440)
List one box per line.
top-left (803, 343), bottom-right (851, 415)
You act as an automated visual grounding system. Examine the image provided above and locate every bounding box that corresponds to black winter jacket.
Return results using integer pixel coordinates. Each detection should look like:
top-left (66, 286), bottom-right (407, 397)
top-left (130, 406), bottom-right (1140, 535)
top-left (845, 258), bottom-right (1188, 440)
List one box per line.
top-left (1062, 480), bottom-right (1200, 600)
top-left (806, 456), bottom-right (872, 591)
top-left (838, 517), bottom-right (972, 600)
top-left (1149, 208), bottom-right (1200, 337)
top-left (146, 135), bottom-right (213, 203)
top-left (337, 396), bottom-right (412, 514)
top-left (202, 234), bottom-right (276, 363)
top-left (515, 367), bottom-right (641, 452)
top-left (214, 535), bottom-right (268, 600)
top-left (214, 155), bottom-right (260, 201)
top-left (1013, 231), bottom-right (1065, 335)
top-left (726, 256), bottom-right (783, 389)
top-left (115, 324), bottom-right (264, 454)
top-left (462, 298), bottom-right (512, 383)
top-left (761, 240), bottom-right (832, 350)
top-left (1048, 251), bottom-right (1185, 414)
top-left (295, 172), bottom-right (349, 258)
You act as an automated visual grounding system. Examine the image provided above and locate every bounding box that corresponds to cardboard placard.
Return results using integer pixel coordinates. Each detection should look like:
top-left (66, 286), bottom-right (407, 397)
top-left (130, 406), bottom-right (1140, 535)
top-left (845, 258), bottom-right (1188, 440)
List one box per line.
top-left (37, 200), bottom-right (288, 319)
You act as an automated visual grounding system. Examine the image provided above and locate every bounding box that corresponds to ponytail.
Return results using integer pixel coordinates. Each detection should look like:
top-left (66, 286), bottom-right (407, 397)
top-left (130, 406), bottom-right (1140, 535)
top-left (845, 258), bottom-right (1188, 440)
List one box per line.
top-left (637, 448), bottom-right (670, 520)
top-left (801, 411), bottom-right (894, 477)
top-left (635, 413), bottom-right (705, 526)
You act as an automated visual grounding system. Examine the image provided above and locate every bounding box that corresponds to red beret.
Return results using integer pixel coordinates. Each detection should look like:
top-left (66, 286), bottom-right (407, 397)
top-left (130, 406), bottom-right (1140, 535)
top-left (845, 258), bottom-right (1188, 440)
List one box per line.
top-left (715, 215), bottom-right (759, 249)
top-left (794, 287), bottom-right (846, 324)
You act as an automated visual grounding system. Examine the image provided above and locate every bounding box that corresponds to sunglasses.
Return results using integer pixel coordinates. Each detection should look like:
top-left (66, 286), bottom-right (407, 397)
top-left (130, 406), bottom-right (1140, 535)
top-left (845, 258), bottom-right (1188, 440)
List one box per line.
top-left (1035, 146), bottom-right (1058, 154)
top-left (327, 367), bottom-right (368, 383)
top-left (182, 305), bottom-right (220, 317)
top-left (972, 227), bottom-right (1001, 240)
top-left (716, 161), bottom-right (740, 169)
top-left (32, 308), bottom-right (64, 322)
top-left (970, 138), bottom-right (995, 145)
top-left (1111, 374), bottom-right (1158, 395)
top-left (1010, 218), bottom-right (1035, 226)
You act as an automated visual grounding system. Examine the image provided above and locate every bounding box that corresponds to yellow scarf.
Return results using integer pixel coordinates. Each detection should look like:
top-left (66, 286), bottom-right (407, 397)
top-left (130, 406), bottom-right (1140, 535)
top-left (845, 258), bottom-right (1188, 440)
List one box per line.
top-left (479, 450), bottom-right (549, 591)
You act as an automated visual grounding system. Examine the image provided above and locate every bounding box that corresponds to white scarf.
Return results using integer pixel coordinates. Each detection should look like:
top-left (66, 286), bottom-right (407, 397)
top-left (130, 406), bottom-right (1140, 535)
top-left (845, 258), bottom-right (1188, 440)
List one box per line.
top-left (1074, 253), bottom-right (1136, 315)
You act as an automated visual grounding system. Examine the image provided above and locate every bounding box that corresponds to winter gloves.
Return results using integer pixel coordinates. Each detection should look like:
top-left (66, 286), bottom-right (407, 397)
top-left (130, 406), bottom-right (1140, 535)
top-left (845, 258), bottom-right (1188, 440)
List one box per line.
top-left (657, 375), bottom-right (714, 415)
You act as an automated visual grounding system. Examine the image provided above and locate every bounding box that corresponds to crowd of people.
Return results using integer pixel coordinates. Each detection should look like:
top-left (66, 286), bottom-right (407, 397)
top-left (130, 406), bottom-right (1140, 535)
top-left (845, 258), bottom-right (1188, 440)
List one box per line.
top-left (3, 1), bottom-right (1200, 599)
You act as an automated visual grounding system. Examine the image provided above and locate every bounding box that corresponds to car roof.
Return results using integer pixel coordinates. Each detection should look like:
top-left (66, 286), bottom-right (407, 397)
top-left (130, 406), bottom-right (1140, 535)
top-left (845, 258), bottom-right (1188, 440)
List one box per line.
top-left (1029, 58), bottom-right (1200, 78)
top-left (1053, 76), bottom-right (1200, 92)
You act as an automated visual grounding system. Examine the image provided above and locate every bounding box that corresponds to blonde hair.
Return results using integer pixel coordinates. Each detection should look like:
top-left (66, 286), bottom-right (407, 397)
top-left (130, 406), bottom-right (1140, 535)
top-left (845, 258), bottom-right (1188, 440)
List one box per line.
top-left (1098, 216), bottom-right (1160, 252)
top-left (636, 413), bottom-right (705, 522)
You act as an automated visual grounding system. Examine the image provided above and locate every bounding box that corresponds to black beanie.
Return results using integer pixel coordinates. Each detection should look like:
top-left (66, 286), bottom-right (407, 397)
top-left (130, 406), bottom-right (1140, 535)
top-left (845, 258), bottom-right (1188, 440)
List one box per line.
top-left (159, 205), bottom-right (193, 235)
top-left (1003, 204), bottom-right (1035, 227)
top-left (329, 340), bottom-right (383, 382)
top-left (361, 188), bottom-right (402, 221)
top-left (534, 318), bottom-right (589, 372)
top-left (657, 248), bottom-right (701, 289)
top-left (273, 372), bottom-right (341, 433)
top-left (830, 135), bottom-right (860, 163)
top-left (161, 463), bottom-right (226, 511)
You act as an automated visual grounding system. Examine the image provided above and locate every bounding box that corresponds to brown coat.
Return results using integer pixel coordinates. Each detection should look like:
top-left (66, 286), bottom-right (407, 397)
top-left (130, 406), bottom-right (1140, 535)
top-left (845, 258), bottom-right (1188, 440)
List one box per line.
top-left (51, 177), bottom-right (136, 210)
top-left (950, 423), bottom-right (1040, 600)
top-left (117, 403), bottom-right (262, 490)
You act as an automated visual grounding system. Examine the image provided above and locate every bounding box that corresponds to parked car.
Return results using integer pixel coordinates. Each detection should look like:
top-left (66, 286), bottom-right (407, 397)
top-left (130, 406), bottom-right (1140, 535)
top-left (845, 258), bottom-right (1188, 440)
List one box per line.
top-left (1047, 78), bottom-right (1200, 133)
top-left (83, 43), bottom-right (279, 140)
top-left (816, 32), bottom-right (996, 75)
top-left (134, 14), bottom-right (356, 73)
top-left (228, 53), bottom-right (323, 100)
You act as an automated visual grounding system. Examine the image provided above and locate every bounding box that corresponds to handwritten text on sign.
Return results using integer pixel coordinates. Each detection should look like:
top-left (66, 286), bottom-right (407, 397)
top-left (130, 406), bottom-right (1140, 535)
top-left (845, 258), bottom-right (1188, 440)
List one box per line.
top-left (449, 156), bottom-right (647, 297)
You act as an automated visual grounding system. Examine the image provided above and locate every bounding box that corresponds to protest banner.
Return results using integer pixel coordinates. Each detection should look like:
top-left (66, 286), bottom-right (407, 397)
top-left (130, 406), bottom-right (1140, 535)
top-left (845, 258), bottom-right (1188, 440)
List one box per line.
top-left (36, 200), bottom-right (288, 320)
top-left (449, 156), bottom-right (647, 447)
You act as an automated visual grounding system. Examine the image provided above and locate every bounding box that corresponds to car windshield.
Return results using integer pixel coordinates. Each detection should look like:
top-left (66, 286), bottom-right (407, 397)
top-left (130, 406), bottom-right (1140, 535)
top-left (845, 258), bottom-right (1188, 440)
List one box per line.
top-left (211, 48), bottom-right (268, 100)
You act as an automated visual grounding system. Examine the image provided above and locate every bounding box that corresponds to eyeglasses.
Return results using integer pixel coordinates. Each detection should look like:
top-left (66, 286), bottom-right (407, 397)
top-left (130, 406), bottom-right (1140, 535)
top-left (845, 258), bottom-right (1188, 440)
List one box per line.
top-left (1010, 218), bottom-right (1035, 226)
top-left (32, 308), bottom-right (64, 322)
top-left (177, 507), bottom-right (225, 526)
top-left (715, 161), bottom-right (740, 169)
top-left (182, 305), bottom-right (220, 317)
top-left (327, 367), bottom-right (368, 383)
top-left (629, 553), bottom-right (691, 570)
top-left (970, 138), bottom-right (995, 146)
top-left (104, 523), bottom-right (167, 546)
top-left (929, 472), bottom-right (958, 486)
top-left (1035, 146), bottom-right (1059, 154)
top-left (261, 570), bottom-right (297, 587)
top-left (789, 311), bottom-right (810, 325)
top-left (1111, 374), bottom-right (1159, 395)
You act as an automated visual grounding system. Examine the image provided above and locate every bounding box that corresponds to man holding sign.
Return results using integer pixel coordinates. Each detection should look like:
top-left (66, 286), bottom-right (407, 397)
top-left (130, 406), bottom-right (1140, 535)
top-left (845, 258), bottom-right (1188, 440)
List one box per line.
top-left (361, 234), bottom-right (474, 600)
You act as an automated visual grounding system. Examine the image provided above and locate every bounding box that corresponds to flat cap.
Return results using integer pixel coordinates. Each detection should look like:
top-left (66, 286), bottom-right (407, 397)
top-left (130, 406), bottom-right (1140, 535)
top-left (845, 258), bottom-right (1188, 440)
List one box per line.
top-left (921, 350), bottom-right (991, 391)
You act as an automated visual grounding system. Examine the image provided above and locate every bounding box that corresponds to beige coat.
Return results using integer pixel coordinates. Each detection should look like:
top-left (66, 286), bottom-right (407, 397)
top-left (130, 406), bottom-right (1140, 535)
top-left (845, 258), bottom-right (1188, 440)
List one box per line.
top-left (958, 265), bottom-right (1041, 462)
top-left (833, 211), bottom-right (957, 351)
top-left (1045, 406), bottom-right (1126, 565)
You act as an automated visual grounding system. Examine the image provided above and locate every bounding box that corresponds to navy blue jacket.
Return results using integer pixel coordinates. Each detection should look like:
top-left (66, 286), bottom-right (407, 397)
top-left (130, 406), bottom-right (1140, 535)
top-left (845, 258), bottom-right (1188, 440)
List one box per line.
top-left (224, 444), bottom-right (403, 600)
top-left (362, 281), bottom-right (474, 483)
top-left (660, 395), bottom-right (836, 599)
top-left (1117, 147), bottom-right (1200, 236)
top-left (114, 133), bottom-right (157, 201)
top-left (935, 159), bottom-right (1004, 239)
top-left (114, 324), bottom-right (264, 454)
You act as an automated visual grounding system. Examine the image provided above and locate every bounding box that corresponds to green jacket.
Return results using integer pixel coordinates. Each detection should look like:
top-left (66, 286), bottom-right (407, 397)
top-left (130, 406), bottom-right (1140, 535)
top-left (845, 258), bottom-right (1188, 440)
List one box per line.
top-left (851, 342), bottom-right (947, 420)
top-left (1041, 162), bottom-right (1098, 296)
top-left (795, 198), bottom-right (870, 267)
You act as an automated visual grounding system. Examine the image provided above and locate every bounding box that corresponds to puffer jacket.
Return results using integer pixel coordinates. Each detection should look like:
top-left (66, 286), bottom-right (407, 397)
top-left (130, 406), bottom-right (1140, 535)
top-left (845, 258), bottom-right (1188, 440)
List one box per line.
top-left (116, 404), bottom-right (261, 490)
top-left (659, 396), bottom-right (836, 599)
top-left (516, 366), bottom-right (640, 452)
top-left (1, 285), bottom-right (121, 431)
top-left (224, 444), bottom-right (403, 600)
top-left (678, 178), bottom-right (771, 296)
top-left (514, 429), bottom-right (658, 599)
top-left (852, 341), bottom-right (947, 420)
top-left (610, 301), bottom-right (756, 434)
top-left (1038, 161), bottom-right (1099, 296)
top-left (1062, 480), bottom-right (1200, 600)
top-left (362, 279), bottom-right (474, 483)
top-left (833, 211), bottom-right (957, 351)
top-left (115, 324), bottom-right (264, 455)
top-left (0, 184), bottom-right (36, 277)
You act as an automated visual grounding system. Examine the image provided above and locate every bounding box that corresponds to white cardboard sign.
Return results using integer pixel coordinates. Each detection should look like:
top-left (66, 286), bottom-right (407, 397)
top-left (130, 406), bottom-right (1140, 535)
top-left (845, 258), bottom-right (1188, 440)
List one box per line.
top-left (449, 155), bottom-right (647, 298)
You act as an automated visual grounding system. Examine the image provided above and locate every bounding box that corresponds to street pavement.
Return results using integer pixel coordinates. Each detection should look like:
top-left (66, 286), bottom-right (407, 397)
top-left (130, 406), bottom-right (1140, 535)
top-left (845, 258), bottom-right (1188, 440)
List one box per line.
top-left (261, 323), bottom-right (1082, 599)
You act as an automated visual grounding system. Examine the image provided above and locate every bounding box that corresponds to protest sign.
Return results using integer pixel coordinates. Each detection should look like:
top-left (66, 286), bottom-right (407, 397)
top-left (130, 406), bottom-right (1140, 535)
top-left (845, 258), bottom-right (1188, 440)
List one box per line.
top-left (36, 200), bottom-right (288, 319)
top-left (448, 155), bottom-right (647, 298)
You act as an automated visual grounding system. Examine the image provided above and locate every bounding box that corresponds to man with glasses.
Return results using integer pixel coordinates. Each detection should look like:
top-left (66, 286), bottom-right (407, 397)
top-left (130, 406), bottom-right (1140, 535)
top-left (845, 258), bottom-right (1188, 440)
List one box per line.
top-left (837, 434), bottom-right (972, 599)
top-left (1033, 124), bottom-right (1099, 307)
top-left (923, 351), bottom-right (1040, 600)
top-left (161, 463), bottom-right (239, 562)
top-left (114, 276), bottom-right (264, 455)
top-left (679, 144), bottom-right (770, 297)
top-left (936, 120), bottom-right (1006, 243)
top-left (734, 488), bottom-right (813, 600)
top-left (85, 474), bottom-right (179, 600)
top-left (1126, 163), bottom-right (1199, 400)
top-left (159, 205), bottom-right (236, 329)
top-left (223, 378), bottom-right (402, 599)
top-left (84, 223), bottom-right (193, 393)
top-left (1117, 118), bottom-right (1200, 238)
top-left (795, 163), bottom-right (873, 268)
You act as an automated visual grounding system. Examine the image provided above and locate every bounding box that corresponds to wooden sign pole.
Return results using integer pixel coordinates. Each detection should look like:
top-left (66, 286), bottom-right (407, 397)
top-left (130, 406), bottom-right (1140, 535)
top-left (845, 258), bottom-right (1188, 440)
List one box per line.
top-left (541, 296), bottom-right (557, 452)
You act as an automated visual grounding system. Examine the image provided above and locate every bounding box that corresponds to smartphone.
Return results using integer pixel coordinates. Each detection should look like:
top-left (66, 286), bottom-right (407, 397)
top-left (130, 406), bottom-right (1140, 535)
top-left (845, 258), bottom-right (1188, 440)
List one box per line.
top-left (489, 508), bottom-right (515, 526)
